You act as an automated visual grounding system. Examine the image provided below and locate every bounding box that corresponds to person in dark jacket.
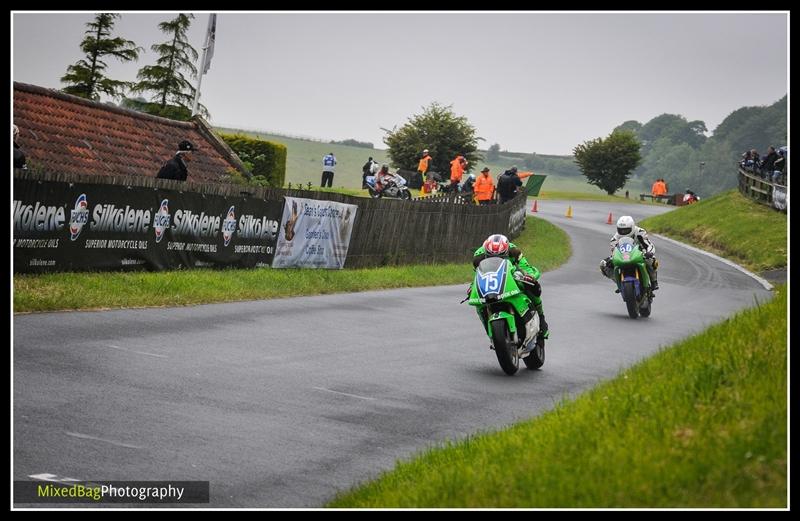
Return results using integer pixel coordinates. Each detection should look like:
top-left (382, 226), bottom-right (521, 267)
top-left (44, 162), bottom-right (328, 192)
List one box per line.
top-left (362, 156), bottom-right (375, 189)
top-left (496, 166), bottom-right (523, 203)
top-left (761, 146), bottom-right (779, 174)
top-left (157, 140), bottom-right (197, 181)
top-left (13, 124), bottom-right (26, 169)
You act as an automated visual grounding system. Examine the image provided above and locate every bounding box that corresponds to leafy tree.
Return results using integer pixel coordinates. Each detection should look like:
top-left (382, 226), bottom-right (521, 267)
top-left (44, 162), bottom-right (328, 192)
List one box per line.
top-left (61, 13), bottom-right (141, 100)
top-left (383, 102), bottom-right (483, 174)
top-left (614, 120), bottom-right (642, 135)
top-left (486, 143), bottom-right (501, 162)
top-left (635, 113), bottom-right (707, 155)
top-left (573, 130), bottom-right (642, 195)
top-left (131, 14), bottom-right (208, 118)
top-left (640, 139), bottom-right (697, 190)
top-left (711, 96), bottom-right (786, 155)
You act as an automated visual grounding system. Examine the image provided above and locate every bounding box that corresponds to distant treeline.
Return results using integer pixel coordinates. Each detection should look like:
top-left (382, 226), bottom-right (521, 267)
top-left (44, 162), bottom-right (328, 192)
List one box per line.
top-left (330, 138), bottom-right (374, 149)
top-left (611, 95), bottom-right (786, 197)
top-left (478, 149), bottom-right (582, 177)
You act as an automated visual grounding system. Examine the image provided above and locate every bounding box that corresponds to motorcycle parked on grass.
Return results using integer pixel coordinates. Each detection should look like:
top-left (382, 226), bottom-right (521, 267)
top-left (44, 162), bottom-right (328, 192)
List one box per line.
top-left (365, 174), bottom-right (412, 200)
top-left (465, 256), bottom-right (545, 375)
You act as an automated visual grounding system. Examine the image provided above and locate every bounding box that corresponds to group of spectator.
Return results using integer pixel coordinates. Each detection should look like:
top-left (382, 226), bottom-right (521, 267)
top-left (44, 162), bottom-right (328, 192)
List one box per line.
top-left (741, 145), bottom-right (787, 185)
top-left (12, 125), bottom-right (541, 202)
top-left (415, 148), bottom-right (531, 204)
top-left (650, 178), bottom-right (669, 199)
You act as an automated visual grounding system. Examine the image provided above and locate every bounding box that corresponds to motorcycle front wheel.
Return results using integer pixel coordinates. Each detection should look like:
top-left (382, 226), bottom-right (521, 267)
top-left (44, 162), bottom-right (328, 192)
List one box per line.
top-left (622, 281), bottom-right (639, 319)
top-left (490, 320), bottom-right (519, 375)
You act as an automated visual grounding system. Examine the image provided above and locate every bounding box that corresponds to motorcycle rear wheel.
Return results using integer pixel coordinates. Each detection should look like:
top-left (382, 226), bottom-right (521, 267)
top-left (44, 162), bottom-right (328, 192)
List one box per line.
top-left (639, 294), bottom-right (652, 317)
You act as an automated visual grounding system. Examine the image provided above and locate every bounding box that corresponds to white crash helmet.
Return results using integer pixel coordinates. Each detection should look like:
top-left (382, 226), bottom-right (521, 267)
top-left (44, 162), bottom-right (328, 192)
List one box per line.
top-left (616, 215), bottom-right (636, 237)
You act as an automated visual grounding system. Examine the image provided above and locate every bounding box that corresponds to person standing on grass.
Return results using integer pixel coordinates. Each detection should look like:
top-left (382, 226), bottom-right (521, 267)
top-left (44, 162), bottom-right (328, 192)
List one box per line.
top-left (321, 152), bottom-right (337, 188)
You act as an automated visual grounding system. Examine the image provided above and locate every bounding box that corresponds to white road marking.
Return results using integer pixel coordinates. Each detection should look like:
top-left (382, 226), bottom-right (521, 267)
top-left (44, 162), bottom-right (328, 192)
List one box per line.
top-left (312, 387), bottom-right (375, 401)
top-left (105, 344), bottom-right (168, 358)
top-left (64, 431), bottom-right (143, 449)
top-left (652, 233), bottom-right (774, 291)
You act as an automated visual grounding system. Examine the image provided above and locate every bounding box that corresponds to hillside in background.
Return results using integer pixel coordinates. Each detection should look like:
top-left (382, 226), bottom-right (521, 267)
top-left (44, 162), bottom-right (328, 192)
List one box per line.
top-left (613, 96), bottom-right (787, 198)
top-left (214, 127), bottom-right (645, 195)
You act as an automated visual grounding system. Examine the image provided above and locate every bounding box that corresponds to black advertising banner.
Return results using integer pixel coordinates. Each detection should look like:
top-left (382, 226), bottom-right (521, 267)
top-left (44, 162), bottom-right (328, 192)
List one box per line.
top-left (13, 179), bottom-right (284, 273)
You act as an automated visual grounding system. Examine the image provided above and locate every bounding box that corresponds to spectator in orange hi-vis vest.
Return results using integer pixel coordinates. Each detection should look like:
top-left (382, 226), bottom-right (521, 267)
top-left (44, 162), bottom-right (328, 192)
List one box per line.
top-left (418, 149), bottom-right (432, 179)
top-left (450, 154), bottom-right (466, 190)
top-left (651, 179), bottom-right (667, 198)
top-left (474, 167), bottom-right (495, 205)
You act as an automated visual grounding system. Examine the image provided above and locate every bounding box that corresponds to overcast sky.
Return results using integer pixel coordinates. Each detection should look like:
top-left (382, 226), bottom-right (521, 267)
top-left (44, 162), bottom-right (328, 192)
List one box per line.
top-left (12, 11), bottom-right (789, 155)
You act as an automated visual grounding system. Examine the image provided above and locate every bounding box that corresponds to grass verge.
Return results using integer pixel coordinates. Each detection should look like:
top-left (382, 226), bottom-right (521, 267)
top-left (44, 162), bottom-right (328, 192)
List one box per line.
top-left (640, 190), bottom-right (787, 272)
top-left (329, 286), bottom-right (787, 508)
top-left (14, 216), bottom-right (570, 313)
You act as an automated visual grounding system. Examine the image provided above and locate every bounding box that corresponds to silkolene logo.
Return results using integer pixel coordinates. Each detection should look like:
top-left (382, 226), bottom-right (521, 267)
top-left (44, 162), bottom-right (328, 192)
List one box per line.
top-left (153, 199), bottom-right (171, 243)
top-left (69, 194), bottom-right (89, 241)
top-left (222, 206), bottom-right (236, 247)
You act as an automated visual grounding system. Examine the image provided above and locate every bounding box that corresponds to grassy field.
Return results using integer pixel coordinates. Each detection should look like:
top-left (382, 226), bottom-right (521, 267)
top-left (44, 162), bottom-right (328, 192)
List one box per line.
top-left (329, 285), bottom-right (787, 508)
top-left (640, 190), bottom-right (788, 272)
top-left (14, 216), bottom-right (570, 313)
top-left (214, 127), bottom-right (645, 196)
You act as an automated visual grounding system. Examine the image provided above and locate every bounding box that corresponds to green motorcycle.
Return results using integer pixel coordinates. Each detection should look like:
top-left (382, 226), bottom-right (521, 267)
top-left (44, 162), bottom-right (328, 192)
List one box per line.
top-left (611, 236), bottom-right (654, 319)
top-left (467, 257), bottom-right (545, 375)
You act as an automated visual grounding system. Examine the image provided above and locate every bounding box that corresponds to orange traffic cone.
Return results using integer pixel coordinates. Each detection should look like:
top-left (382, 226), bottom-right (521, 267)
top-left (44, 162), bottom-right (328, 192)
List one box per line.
top-left (532, 200), bottom-right (538, 212)
top-left (606, 212), bottom-right (613, 224)
top-left (566, 205), bottom-right (573, 218)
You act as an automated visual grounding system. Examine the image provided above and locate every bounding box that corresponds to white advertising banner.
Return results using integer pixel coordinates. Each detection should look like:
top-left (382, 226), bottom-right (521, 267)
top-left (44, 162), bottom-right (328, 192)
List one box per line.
top-left (772, 185), bottom-right (787, 211)
top-left (272, 197), bottom-right (358, 269)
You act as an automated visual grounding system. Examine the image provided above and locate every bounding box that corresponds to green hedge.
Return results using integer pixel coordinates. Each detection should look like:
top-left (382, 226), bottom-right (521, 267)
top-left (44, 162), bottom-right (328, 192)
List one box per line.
top-left (220, 132), bottom-right (287, 188)
top-left (120, 98), bottom-right (193, 121)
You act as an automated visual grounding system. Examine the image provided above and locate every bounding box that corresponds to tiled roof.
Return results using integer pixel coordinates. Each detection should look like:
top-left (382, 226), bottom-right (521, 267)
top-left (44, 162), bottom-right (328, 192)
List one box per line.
top-left (13, 82), bottom-right (245, 183)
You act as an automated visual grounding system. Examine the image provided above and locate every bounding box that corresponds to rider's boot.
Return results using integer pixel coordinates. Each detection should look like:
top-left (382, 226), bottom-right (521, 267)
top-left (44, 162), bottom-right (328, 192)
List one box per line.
top-left (534, 302), bottom-right (549, 339)
top-left (647, 260), bottom-right (659, 290)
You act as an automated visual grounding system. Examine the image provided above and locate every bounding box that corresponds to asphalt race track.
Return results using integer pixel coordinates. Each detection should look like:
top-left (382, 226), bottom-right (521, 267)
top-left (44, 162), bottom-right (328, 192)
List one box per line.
top-left (13, 199), bottom-right (773, 507)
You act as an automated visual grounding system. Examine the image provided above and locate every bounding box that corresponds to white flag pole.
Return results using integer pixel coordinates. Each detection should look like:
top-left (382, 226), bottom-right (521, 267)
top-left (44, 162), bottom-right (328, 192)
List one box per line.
top-left (192, 14), bottom-right (215, 117)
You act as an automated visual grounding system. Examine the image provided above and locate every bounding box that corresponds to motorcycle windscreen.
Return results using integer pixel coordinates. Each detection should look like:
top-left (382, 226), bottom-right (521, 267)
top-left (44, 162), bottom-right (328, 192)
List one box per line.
top-left (614, 237), bottom-right (638, 263)
top-left (475, 257), bottom-right (507, 299)
top-left (615, 237), bottom-right (644, 285)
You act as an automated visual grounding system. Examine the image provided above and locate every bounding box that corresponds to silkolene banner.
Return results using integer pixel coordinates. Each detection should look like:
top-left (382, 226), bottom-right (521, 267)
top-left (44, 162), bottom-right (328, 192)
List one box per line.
top-left (13, 178), bottom-right (283, 273)
top-left (272, 196), bottom-right (358, 269)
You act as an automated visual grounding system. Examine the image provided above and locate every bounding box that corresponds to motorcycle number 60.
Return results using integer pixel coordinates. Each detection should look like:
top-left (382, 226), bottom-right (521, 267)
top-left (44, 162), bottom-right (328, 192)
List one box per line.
top-left (618, 243), bottom-right (633, 253)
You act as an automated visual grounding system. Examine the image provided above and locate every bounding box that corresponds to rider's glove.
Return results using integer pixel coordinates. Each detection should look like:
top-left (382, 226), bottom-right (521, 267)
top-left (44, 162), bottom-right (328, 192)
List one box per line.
top-left (644, 251), bottom-right (654, 259)
top-left (515, 272), bottom-right (536, 285)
